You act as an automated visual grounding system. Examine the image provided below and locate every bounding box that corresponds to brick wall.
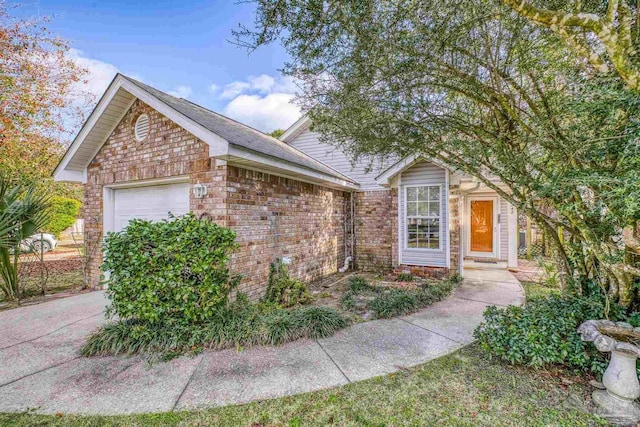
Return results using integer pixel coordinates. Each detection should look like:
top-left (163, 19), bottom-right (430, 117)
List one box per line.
top-left (355, 190), bottom-right (397, 272)
top-left (449, 187), bottom-right (461, 274)
top-left (226, 167), bottom-right (347, 300)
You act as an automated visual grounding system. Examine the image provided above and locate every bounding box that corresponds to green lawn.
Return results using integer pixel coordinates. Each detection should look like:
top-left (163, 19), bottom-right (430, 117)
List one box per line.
top-left (0, 344), bottom-right (606, 427)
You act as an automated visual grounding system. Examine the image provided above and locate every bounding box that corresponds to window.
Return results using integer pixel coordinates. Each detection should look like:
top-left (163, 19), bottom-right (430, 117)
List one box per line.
top-left (406, 185), bottom-right (441, 249)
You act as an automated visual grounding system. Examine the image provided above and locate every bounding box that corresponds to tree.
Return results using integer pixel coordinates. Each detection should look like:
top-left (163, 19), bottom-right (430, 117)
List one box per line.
top-left (500, 0), bottom-right (640, 91)
top-left (239, 0), bottom-right (640, 306)
top-left (269, 129), bottom-right (285, 138)
top-left (45, 196), bottom-right (82, 237)
top-left (0, 179), bottom-right (51, 303)
top-left (0, 3), bottom-right (88, 196)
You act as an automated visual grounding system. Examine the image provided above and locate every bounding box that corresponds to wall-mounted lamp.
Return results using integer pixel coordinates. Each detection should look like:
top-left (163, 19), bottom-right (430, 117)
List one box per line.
top-left (193, 183), bottom-right (207, 199)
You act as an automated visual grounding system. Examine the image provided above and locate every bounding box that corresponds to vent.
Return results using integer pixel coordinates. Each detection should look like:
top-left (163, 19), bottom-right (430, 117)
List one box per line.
top-left (134, 114), bottom-right (150, 142)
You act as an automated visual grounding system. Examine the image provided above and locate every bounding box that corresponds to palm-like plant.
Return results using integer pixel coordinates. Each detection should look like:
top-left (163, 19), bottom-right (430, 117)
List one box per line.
top-left (0, 178), bottom-right (51, 302)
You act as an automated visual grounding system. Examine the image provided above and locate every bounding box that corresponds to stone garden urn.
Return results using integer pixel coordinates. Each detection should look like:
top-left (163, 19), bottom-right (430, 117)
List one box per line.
top-left (578, 320), bottom-right (640, 424)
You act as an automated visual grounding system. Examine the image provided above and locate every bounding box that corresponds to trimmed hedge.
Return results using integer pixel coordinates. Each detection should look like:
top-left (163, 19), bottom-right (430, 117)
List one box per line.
top-left (102, 213), bottom-right (240, 326)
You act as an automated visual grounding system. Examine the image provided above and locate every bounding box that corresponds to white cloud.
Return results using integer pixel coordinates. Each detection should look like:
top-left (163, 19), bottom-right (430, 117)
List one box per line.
top-left (248, 74), bottom-right (275, 93)
top-left (67, 48), bottom-right (120, 102)
top-left (220, 81), bottom-right (251, 99)
top-left (212, 74), bottom-right (302, 132)
top-left (223, 93), bottom-right (301, 132)
top-left (168, 85), bottom-right (192, 99)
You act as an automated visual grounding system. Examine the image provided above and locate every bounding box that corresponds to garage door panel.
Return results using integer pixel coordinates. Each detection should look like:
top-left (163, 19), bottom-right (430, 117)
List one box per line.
top-left (112, 182), bottom-right (190, 232)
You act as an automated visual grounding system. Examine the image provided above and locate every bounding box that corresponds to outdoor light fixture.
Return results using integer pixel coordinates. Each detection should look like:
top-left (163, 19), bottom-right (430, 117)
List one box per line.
top-left (193, 183), bottom-right (207, 198)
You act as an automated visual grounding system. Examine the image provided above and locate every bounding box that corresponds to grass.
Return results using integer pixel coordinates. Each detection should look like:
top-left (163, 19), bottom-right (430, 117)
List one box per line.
top-left (522, 281), bottom-right (561, 300)
top-left (0, 344), bottom-right (606, 427)
top-left (82, 301), bottom-right (349, 360)
top-left (1, 271), bottom-right (83, 304)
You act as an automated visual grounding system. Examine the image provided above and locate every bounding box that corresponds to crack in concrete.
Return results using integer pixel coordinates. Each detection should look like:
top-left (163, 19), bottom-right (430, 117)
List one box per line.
top-left (0, 356), bottom-right (81, 389)
top-left (316, 340), bottom-right (351, 384)
top-left (398, 318), bottom-right (465, 345)
top-left (0, 312), bottom-right (103, 351)
top-left (172, 355), bottom-right (205, 411)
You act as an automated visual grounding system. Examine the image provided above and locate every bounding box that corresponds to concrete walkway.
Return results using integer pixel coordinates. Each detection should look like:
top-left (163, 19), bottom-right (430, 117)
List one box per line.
top-left (0, 268), bottom-right (524, 415)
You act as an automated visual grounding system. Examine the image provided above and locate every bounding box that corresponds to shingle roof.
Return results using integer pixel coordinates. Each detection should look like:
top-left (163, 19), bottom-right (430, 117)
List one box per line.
top-left (122, 75), bottom-right (355, 183)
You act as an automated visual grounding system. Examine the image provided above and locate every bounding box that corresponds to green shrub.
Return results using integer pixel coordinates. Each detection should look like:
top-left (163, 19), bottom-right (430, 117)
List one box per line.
top-left (370, 289), bottom-right (417, 318)
top-left (473, 294), bottom-right (615, 375)
top-left (396, 272), bottom-right (414, 282)
top-left (82, 302), bottom-right (349, 360)
top-left (102, 213), bottom-right (240, 326)
top-left (45, 196), bottom-right (81, 237)
top-left (348, 275), bottom-right (370, 292)
top-left (263, 259), bottom-right (310, 308)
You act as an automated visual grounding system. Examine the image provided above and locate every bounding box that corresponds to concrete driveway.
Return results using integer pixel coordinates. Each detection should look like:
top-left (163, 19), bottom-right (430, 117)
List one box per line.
top-left (0, 268), bottom-right (524, 415)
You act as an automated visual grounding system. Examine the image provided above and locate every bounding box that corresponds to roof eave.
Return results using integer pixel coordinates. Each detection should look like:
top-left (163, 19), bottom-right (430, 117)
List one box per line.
top-left (217, 144), bottom-right (360, 191)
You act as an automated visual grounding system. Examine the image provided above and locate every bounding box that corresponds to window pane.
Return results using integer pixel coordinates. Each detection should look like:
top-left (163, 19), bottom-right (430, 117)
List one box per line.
top-left (428, 235), bottom-right (440, 249)
top-left (407, 202), bottom-right (417, 216)
top-left (407, 187), bottom-right (417, 202)
top-left (417, 201), bottom-right (428, 216)
top-left (429, 187), bottom-right (440, 200)
top-left (428, 202), bottom-right (440, 216)
top-left (417, 187), bottom-right (428, 201)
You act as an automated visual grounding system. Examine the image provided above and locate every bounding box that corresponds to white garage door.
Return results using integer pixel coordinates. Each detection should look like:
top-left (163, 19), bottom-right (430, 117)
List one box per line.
top-left (113, 182), bottom-right (190, 232)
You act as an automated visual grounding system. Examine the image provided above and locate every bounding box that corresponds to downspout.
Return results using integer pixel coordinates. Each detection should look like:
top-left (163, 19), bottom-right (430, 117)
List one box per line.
top-left (339, 191), bottom-right (355, 272)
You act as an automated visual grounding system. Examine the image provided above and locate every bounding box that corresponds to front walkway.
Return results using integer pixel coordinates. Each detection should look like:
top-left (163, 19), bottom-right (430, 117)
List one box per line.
top-left (0, 268), bottom-right (524, 415)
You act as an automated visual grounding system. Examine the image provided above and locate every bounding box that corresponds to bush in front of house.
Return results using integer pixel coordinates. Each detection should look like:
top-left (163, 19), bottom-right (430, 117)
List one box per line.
top-left (82, 295), bottom-right (349, 360)
top-left (263, 259), bottom-right (310, 308)
top-left (341, 276), bottom-right (458, 319)
top-left (473, 293), bottom-right (630, 376)
top-left (84, 215), bottom-right (350, 360)
top-left (102, 213), bottom-right (241, 326)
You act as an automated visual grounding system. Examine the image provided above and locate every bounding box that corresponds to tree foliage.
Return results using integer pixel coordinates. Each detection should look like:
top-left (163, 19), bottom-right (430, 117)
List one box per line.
top-left (501, 0), bottom-right (640, 91)
top-left (0, 3), bottom-right (88, 197)
top-left (45, 196), bottom-right (81, 237)
top-left (239, 0), bottom-right (640, 307)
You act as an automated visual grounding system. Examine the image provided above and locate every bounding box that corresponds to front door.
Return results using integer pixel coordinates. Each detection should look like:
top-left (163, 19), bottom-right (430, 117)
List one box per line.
top-left (468, 197), bottom-right (498, 258)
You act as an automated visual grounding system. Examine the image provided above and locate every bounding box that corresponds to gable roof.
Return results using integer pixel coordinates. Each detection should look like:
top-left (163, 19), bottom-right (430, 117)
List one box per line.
top-left (54, 74), bottom-right (358, 189)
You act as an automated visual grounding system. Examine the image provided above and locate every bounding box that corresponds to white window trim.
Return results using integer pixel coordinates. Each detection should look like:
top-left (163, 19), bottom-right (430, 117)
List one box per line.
top-left (403, 184), bottom-right (444, 252)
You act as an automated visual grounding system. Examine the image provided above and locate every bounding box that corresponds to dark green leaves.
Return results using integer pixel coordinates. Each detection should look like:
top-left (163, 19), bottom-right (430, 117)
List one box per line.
top-left (102, 213), bottom-right (240, 326)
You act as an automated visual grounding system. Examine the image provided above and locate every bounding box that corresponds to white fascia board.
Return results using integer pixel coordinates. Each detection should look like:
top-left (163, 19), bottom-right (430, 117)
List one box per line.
top-left (53, 75), bottom-right (129, 181)
top-left (376, 154), bottom-right (455, 186)
top-left (280, 115), bottom-right (312, 143)
top-left (53, 168), bottom-right (86, 183)
top-left (219, 145), bottom-right (360, 190)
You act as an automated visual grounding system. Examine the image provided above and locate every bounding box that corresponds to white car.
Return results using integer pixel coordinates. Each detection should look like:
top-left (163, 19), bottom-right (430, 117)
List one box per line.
top-left (21, 233), bottom-right (58, 253)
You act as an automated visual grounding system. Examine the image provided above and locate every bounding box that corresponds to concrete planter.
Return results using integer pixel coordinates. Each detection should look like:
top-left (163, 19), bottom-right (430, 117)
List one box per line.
top-left (578, 320), bottom-right (640, 425)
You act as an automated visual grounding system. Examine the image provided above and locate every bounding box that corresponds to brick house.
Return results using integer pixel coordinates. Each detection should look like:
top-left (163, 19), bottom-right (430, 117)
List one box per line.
top-left (54, 74), bottom-right (518, 298)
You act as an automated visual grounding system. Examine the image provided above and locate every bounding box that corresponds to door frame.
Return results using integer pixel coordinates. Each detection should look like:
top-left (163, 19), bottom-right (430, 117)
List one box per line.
top-left (465, 195), bottom-right (499, 259)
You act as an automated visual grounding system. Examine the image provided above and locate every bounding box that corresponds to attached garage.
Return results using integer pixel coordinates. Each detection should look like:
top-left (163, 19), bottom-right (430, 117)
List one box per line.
top-left (105, 180), bottom-right (190, 233)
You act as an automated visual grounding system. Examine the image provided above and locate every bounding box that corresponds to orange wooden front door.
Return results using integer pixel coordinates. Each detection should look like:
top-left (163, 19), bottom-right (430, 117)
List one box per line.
top-left (470, 200), bottom-right (494, 253)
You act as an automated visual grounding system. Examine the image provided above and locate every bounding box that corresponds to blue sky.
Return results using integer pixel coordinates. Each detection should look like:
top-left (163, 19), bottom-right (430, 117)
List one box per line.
top-left (13, 1), bottom-right (300, 132)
